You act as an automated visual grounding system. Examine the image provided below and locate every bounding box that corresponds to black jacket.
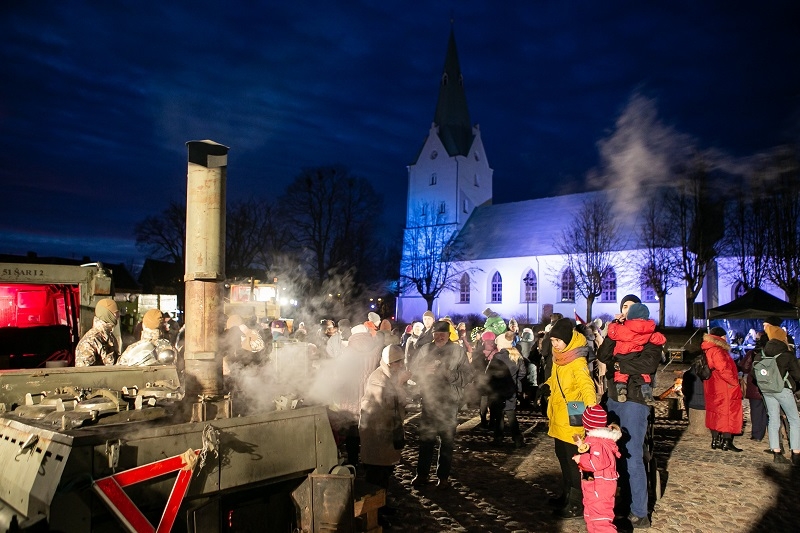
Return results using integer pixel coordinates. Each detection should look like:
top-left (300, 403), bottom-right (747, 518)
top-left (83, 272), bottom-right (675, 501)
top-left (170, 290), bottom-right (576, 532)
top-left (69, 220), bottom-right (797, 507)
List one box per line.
top-left (752, 344), bottom-right (800, 392)
top-left (597, 335), bottom-right (662, 405)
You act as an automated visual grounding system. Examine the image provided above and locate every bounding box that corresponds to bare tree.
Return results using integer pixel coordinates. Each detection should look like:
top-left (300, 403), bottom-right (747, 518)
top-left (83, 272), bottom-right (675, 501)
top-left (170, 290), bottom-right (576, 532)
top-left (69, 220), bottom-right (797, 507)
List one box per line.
top-left (226, 198), bottom-right (282, 277)
top-left (134, 200), bottom-right (186, 265)
top-left (666, 155), bottom-right (724, 327)
top-left (399, 202), bottom-right (476, 312)
top-left (763, 147), bottom-right (800, 305)
top-left (720, 181), bottom-right (770, 292)
top-left (277, 166), bottom-right (382, 286)
top-left (553, 197), bottom-right (624, 321)
top-left (636, 196), bottom-right (683, 326)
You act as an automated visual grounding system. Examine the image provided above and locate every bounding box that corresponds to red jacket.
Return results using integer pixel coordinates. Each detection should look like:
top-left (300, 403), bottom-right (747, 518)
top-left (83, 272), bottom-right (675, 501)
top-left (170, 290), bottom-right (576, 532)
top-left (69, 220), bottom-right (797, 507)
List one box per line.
top-left (608, 319), bottom-right (666, 355)
top-left (701, 334), bottom-right (743, 434)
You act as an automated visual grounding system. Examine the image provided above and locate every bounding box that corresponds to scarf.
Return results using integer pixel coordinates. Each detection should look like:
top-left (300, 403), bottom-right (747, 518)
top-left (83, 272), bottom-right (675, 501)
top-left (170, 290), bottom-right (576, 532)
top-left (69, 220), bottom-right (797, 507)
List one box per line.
top-left (553, 330), bottom-right (587, 366)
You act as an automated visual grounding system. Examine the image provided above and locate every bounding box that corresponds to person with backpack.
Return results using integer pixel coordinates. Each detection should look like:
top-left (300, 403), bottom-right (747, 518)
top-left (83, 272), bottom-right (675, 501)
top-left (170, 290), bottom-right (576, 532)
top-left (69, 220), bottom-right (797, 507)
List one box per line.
top-left (701, 327), bottom-right (744, 452)
top-left (753, 338), bottom-right (800, 465)
top-left (489, 331), bottom-right (527, 447)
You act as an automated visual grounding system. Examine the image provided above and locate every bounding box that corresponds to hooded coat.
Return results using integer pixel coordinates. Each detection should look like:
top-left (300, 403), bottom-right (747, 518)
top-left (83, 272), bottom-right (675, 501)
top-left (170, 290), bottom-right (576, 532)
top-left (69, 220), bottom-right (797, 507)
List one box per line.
top-left (576, 425), bottom-right (622, 533)
top-left (701, 333), bottom-right (743, 434)
top-left (544, 332), bottom-right (597, 443)
top-left (359, 361), bottom-right (407, 466)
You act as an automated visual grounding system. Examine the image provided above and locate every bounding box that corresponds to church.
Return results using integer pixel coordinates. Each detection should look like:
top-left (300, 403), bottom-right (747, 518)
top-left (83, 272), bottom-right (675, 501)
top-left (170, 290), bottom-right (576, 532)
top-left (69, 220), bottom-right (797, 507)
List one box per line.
top-left (395, 27), bottom-right (777, 327)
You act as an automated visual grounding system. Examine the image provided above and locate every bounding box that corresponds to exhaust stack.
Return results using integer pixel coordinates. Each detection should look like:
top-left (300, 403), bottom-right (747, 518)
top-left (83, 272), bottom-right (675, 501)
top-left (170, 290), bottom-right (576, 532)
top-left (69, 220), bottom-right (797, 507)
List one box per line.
top-left (183, 140), bottom-right (231, 421)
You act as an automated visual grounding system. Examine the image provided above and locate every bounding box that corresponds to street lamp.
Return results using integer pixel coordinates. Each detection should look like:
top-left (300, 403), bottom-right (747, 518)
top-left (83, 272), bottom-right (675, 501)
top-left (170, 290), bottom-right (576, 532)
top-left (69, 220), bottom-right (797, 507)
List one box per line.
top-left (523, 272), bottom-right (536, 324)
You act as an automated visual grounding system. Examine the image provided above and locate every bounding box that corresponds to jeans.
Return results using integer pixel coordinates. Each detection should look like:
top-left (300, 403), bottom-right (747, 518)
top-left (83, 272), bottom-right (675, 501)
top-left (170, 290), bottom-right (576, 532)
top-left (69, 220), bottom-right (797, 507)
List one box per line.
top-left (607, 399), bottom-right (650, 518)
top-left (763, 387), bottom-right (800, 451)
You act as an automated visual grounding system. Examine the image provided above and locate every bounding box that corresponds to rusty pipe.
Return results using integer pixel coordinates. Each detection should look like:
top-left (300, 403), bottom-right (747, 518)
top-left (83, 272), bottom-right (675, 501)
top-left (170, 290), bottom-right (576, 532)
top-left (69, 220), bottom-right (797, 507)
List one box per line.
top-left (183, 140), bottom-right (228, 398)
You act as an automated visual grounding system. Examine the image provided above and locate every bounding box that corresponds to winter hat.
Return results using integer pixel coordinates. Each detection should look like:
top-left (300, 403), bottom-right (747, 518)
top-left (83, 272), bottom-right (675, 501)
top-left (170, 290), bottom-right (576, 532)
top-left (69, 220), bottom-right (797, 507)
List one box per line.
top-left (620, 294), bottom-right (642, 312)
top-left (496, 331), bottom-right (514, 350)
top-left (379, 318), bottom-right (392, 331)
top-left (582, 404), bottom-right (607, 431)
top-left (549, 318), bottom-right (574, 343)
top-left (351, 324), bottom-right (368, 335)
top-left (482, 307), bottom-right (493, 317)
top-left (404, 324), bottom-right (413, 334)
top-left (433, 320), bottom-right (451, 333)
top-left (626, 303), bottom-right (650, 321)
top-left (764, 338), bottom-right (790, 357)
top-left (368, 312), bottom-right (381, 326)
top-left (764, 316), bottom-right (783, 327)
top-left (480, 330), bottom-right (496, 342)
top-left (95, 298), bottom-right (119, 326)
top-left (521, 328), bottom-right (534, 341)
top-left (422, 310), bottom-right (435, 320)
top-left (337, 319), bottom-right (351, 330)
top-left (143, 309), bottom-right (163, 329)
top-left (226, 314), bottom-right (244, 330)
top-left (709, 326), bottom-right (727, 338)
top-left (381, 344), bottom-right (405, 364)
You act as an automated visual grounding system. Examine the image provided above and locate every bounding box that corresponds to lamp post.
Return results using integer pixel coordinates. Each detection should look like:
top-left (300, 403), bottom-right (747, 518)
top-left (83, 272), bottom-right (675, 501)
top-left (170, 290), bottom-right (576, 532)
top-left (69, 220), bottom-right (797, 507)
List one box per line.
top-left (523, 272), bottom-right (536, 324)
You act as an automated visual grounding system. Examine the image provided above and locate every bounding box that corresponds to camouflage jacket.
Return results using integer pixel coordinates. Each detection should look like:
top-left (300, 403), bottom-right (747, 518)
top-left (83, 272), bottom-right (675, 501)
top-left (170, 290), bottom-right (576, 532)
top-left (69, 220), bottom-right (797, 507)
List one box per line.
top-left (75, 319), bottom-right (120, 366)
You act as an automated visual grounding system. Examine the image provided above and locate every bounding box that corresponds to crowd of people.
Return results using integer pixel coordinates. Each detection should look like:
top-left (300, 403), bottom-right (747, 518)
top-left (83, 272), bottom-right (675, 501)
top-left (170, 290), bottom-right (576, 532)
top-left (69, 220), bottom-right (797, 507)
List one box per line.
top-left (71, 295), bottom-right (800, 531)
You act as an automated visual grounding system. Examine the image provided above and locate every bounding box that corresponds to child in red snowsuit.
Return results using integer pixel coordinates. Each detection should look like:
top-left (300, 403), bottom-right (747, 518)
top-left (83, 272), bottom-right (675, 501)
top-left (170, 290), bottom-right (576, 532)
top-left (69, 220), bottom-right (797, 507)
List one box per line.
top-left (573, 404), bottom-right (622, 533)
top-left (607, 303), bottom-right (665, 403)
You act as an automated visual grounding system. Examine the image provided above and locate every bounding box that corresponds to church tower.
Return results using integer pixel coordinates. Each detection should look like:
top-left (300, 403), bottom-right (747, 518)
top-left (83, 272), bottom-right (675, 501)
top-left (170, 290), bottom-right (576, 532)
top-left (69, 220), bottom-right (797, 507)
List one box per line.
top-left (405, 26), bottom-right (493, 230)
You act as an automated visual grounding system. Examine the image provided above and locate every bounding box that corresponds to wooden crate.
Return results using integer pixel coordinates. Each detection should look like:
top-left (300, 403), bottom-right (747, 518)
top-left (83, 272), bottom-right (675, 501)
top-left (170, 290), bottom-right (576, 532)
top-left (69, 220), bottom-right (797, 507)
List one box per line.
top-left (353, 480), bottom-right (386, 533)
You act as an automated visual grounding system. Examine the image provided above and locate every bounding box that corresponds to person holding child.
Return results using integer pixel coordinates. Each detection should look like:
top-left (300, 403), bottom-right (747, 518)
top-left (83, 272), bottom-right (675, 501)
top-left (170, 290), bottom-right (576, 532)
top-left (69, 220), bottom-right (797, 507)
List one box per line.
top-left (573, 404), bottom-right (622, 533)
top-left (606, 303), bottom-right (666, 404)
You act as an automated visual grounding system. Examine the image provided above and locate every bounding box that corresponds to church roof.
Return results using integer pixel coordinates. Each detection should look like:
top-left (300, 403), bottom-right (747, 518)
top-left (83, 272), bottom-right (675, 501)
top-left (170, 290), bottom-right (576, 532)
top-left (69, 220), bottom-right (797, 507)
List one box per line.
top-left (433, 27), bottom-right (473, 157)
top-left (453, 189), bottom-right (642, 260)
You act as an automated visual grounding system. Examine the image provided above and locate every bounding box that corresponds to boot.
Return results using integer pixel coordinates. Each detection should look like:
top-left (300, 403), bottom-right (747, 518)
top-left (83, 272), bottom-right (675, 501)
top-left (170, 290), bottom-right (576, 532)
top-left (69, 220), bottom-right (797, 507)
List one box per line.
top-left (553, 488), bottom-right (583, 519)
top-left (711, 435), bottom-right (721, 450)
top-left (721, 438), bottom-right (743, 452)
top-left (547, 493), bottom-right (566, 508)
top-left (773, 451), bottom-right (791, 464)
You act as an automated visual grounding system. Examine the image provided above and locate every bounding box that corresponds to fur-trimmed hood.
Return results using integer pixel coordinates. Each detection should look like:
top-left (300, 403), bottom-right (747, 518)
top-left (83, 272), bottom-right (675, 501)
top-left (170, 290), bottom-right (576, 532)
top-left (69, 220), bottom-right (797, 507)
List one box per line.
top-left (702, 333), bottom-right (730, 351)
top-left (586, 425), bottom-right (622, 442)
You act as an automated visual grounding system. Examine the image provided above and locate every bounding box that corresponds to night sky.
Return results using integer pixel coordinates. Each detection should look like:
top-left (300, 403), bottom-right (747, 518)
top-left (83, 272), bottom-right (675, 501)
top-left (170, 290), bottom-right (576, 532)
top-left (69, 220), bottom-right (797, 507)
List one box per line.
top-left (1, 1), bottom-right (798, 267)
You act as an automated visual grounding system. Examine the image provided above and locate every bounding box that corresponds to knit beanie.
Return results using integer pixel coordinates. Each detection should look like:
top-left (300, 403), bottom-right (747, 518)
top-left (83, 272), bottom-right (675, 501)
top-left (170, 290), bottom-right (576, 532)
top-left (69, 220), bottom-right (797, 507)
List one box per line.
top-left (143, 308), bottom-right (163, 329)
top-left (422, 310), bottom-right (435, 319)
top-left (381, 344), bottom-right (405, 364)
top-left (495, 331), bottom-right (514, 350)
top-left (764, 316), bottom-right (782, 327)
top-left (433, 320), bottom-right (451, 333)
top-left (583, 404), bottom-right (607, 431)
top-left (620, 294), bottom-right (642, 312)
top-left (368, 312), bottom-right (381, 326)
top-left (480, 330), bottom-right (496, 342)
top-left (379, 319), bottom-right (392, 331)
top-left (482, 307), bottom-right (493, 317)
top-left (549, 318), bottom-right (574, 343)
top-left (95, 298), bottom-right (119, 326)
top-left (709, 326), bottom-right (727, 338)
top-left (626, 303), bottom-right (650, 320)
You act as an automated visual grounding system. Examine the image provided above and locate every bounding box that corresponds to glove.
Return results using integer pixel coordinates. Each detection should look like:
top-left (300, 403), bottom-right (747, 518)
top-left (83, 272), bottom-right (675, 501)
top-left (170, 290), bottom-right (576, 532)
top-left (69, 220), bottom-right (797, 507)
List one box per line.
top-left (536, 384), bottom-right (551, 402)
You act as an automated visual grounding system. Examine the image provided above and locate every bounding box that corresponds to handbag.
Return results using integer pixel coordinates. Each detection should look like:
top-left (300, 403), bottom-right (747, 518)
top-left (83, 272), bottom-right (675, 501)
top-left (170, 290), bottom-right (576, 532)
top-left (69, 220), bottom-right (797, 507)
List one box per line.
top-left (556, 372), bottom-right (585, 427)
top-left (392, 397), bottom-right (405, 450)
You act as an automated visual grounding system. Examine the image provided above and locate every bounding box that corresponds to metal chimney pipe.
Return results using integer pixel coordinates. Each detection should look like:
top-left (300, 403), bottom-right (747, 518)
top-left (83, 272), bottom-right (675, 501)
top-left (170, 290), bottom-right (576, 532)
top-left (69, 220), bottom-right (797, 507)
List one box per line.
top-left (183, 140), bottom-right (228, 403)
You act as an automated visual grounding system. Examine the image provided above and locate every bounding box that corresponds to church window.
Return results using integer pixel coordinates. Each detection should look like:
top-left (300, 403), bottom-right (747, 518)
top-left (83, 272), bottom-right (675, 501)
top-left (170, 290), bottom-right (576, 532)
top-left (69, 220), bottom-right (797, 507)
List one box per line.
top-left (462, 199), bottom-right (468, 213)
top-left (560, 268), bottom-right (575, 302)
top-left (459, 273), bottom-right (470, 303)
top-left (491, 272), bottom-right (503, 303)
top-left (458, 74), bottom-right (464, 86)
top-left (430, 150), bottom-right (438, 160)
top-left (474, 151), bottom-right (480, 161)
top-left (441, 73), bottom-right (448, 85)
top-left (421, 204), bottom-right (427, 216)
top-left (430, 173), bottom-right (437, 186)
top-left (473, 174), bottom-right (479, 187)
top-left (642, 281), bottom-right (658, 302)
top-left (439, 202), bottom-right (446, 214)
top-left (523, 269), bottom-right (537, 302)
top-left (733, 281), bottom-right (747, 299)
top-left (601, 268), bottom-right (617, 302)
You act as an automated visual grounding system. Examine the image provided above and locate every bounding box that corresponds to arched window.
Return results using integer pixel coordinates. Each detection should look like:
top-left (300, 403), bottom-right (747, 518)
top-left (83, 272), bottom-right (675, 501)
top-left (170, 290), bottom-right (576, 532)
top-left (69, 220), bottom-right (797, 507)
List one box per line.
top-left (601, 268), bottom-right (617, 302)
top-left (491, 272), bottom-right (503, 303)
top-left (642, 279), bottom-right (658, 303)
top-left (429, 173), bottom-right (437, 185)
top-left (459, 273), bottom-right (470, 303)
top-left (522, 269), bottom-right (537, 302)
top-left (560, 268), bottom-right (575, 302)
top-left (733, 281), bottom-right (747, 299)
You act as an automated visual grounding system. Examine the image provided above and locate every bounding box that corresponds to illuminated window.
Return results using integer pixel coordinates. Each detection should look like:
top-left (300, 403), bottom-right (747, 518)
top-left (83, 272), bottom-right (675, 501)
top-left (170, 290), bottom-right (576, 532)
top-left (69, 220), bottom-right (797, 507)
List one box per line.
top-left (459, 273), bottom-right (470, 303)
top-left (642, 282), bottom-right (657, 303)
top-left (523, 269), bottom-right (537, 302)
top-left (491, 272), bottom-right (503, 303)
top-left (601, 269), bottom-right (617, 302)
top-left (474, 174), bottom-right (479, 187)
top-left (560, 268), bottom-right (575, 302)
top-left (430, 173), bottom-right (437, 185)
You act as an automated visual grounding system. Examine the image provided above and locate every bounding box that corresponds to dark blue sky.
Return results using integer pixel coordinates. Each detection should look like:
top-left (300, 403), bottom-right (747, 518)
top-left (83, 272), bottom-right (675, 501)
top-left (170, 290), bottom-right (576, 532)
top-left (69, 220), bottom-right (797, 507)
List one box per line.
top-left (1, 1), bottom-right (798, 266)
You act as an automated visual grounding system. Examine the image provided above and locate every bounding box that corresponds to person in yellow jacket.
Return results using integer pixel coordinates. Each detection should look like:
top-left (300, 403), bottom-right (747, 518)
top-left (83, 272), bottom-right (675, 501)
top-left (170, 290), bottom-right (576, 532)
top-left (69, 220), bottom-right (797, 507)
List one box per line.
top-left (541, 318), bottom-right (597, 519)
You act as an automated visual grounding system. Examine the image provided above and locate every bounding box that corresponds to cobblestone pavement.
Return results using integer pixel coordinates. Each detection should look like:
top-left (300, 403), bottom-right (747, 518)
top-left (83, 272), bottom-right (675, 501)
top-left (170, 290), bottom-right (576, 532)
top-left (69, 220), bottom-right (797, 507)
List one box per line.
top-left (376, 364), bottom-right (800, 532)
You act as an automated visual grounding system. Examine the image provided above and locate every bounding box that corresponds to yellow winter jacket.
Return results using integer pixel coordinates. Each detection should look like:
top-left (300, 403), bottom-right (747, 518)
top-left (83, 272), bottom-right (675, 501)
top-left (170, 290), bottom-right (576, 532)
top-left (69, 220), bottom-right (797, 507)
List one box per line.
top-left (546, 355), bottom-right (597, 444)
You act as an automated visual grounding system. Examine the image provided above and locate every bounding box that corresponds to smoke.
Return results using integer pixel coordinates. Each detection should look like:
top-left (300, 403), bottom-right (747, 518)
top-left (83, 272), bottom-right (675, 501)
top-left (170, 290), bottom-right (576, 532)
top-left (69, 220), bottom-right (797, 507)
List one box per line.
top-left (588, 93), bottom-right (696, 220)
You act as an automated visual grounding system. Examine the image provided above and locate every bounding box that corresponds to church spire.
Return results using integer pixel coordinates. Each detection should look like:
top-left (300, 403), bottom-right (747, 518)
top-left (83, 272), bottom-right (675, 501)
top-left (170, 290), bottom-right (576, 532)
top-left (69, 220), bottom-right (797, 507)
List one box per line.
top-left (433, 25), bottom-right (473, 157)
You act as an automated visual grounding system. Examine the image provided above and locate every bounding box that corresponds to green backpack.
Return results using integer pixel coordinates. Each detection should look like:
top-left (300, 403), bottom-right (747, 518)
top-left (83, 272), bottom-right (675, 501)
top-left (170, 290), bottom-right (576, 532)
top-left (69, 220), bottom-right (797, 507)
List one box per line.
top-left (753, 350), bottom-right (789, 394)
